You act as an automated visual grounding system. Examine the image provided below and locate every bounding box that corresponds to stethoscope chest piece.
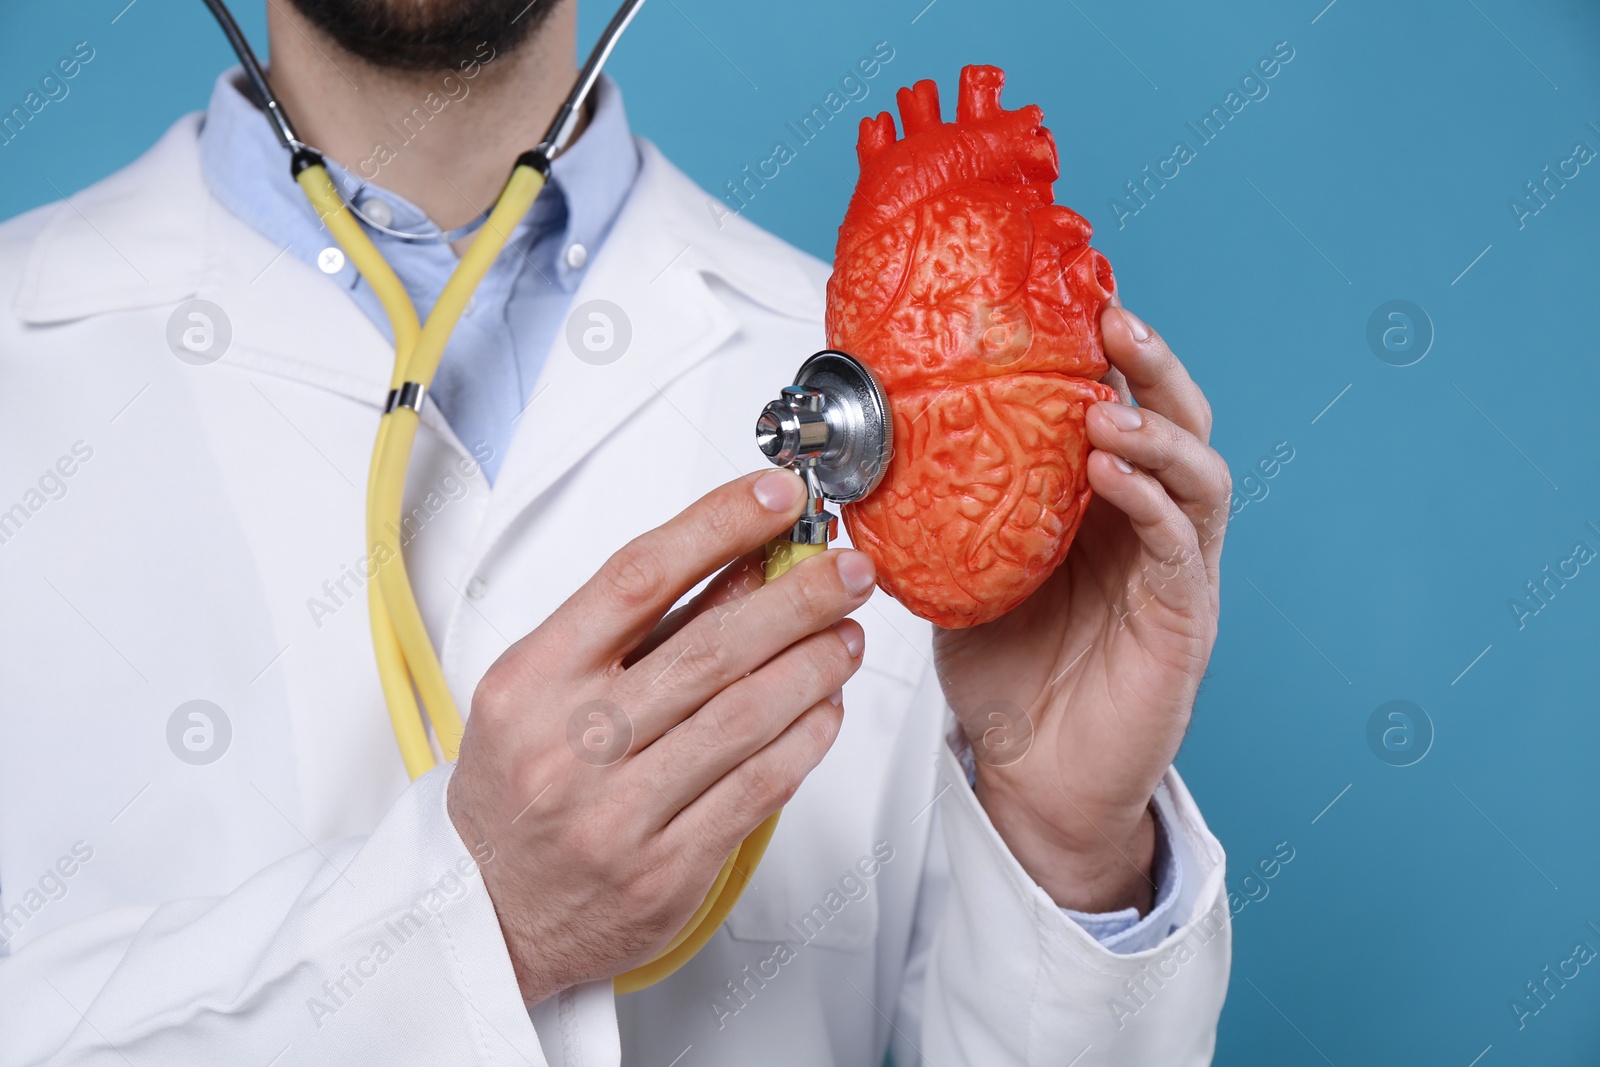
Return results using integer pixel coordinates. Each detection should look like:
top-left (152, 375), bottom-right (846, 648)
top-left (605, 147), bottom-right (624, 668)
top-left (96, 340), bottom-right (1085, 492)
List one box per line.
top-left (755, 350), bottom-right (892, 544)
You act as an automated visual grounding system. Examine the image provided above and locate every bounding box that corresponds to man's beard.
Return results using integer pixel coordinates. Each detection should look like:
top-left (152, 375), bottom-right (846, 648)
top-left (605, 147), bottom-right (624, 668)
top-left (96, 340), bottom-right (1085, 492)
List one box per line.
top-left (285, 0), bottom-right (563, 72)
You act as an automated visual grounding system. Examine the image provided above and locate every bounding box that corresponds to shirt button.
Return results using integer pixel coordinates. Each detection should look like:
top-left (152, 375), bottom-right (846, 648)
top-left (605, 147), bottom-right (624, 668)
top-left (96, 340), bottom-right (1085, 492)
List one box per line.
top-left (317, 247), bottom-right (346, 274)
top-left (565, 243), bottom-right (588, 270)
top-left (363, 198), bottom-right (394, 228)
top-left (465, 576), bottom-right (487, 599)
top-left (464, 294), bottom-right (478, 316)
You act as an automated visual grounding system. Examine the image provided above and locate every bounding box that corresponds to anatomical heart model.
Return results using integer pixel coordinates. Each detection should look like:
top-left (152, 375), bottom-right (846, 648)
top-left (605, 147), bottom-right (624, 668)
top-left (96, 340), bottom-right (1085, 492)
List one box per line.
top-left (829, 64), bottom-right (1120, 629)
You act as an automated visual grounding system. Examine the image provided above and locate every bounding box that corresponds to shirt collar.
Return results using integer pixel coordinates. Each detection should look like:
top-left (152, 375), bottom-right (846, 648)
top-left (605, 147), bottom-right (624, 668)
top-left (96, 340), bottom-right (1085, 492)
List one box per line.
top-left (545, 75), bottom-right (640, 286)
top-left (196, 65), bottom-right (640, 294)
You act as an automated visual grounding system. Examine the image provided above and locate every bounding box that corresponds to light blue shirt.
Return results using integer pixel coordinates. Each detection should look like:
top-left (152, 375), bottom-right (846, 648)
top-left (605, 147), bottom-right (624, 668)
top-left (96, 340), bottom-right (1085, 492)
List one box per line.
top-left (197, 66), bottom-right (1179, 953)
top-left (199, 67), bottom-right (640, 482)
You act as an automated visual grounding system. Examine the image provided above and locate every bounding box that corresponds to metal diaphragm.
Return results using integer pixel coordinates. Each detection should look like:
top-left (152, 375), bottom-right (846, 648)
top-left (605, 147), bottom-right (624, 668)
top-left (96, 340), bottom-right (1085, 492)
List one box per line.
top-left (754, 350), bottom-right (892, 504)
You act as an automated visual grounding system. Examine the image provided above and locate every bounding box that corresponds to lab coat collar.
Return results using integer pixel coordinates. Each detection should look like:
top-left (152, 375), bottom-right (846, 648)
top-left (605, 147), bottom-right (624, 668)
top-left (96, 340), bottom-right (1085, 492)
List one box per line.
top-left (13, 115), bottom-right (211, 325)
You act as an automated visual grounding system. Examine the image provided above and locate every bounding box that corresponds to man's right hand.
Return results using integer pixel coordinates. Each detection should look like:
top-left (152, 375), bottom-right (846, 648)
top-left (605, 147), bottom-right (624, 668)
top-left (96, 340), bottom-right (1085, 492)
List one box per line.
top-left (446, 469), bottom-right (876, 1008)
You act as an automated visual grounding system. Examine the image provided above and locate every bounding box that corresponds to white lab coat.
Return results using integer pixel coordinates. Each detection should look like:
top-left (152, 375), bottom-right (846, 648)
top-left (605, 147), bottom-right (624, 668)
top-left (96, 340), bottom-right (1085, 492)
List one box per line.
top-left (0, 115), bottom-right (1231, 1066)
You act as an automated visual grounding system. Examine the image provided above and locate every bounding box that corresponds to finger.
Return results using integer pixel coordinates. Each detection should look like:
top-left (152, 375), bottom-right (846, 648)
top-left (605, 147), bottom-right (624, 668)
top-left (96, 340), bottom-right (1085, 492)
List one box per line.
top-left (619, 549), bottom-right (876, 745)
top-left (623, 549), bottom-right (766, 668)
top-left (543, 469), bottom-right (807, 670)
top-left (1101, 365), bottom-right (1133, 406)
top-left (1099, 306), bottom-right (1213, 444)
top-left (635, 619), bottom-right (863, 823)
top-left (665, 696), bottom-right (845, 862)
top-left (1084, 450), bottom-right (1209, 615)
top-left (1086, 400), bottom-right (1231, 566)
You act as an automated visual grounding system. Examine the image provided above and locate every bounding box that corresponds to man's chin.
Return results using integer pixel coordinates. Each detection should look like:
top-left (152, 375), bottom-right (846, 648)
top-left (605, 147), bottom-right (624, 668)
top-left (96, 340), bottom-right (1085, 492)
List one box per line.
top-left (285, 0), bottom-right (562, 71)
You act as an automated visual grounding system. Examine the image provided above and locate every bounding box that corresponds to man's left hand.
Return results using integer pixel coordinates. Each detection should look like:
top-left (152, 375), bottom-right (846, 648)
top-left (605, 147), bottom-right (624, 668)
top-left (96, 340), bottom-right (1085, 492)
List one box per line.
top-left (932, 304), bottom-right (1230, 915)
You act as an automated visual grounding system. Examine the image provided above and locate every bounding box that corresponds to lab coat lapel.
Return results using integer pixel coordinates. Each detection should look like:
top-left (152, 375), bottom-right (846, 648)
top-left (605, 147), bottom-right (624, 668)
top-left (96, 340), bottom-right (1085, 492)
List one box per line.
top-left (13, 117), bottom-right (208, 324)
top-left (199, 194), bottom-right (479, 454)
top-left (194, 146), bottom-right (477, 453)
top-left (468, 144), bottom-right (743, 571)
top-left (13, 113), bottom-right (472, 455)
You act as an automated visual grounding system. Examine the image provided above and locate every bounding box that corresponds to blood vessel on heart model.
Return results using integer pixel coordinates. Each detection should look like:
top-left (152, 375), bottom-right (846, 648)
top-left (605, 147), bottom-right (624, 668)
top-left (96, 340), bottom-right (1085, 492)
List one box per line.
top-left (829, 64), bottom-right (1119, 629)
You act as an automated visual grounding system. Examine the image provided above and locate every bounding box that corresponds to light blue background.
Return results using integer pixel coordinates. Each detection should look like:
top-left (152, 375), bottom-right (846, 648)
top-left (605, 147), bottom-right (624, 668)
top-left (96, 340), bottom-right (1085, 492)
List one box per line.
top-left (4, 1), bottom-right (1599, 1062)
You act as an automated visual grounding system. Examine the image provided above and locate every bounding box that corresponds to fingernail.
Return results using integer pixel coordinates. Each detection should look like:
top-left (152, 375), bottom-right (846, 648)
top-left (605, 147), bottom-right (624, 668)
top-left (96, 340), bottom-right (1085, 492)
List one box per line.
top-left (1120, 308), bottom-right (1151, 341)
top-left (1113, 455), bottom-right (1135, 474)
top-left (836, 550), bottom-right (876, 596)
top-left (1099, 401), bottom-right (1143, 431)
top-left (828, 689), bottom-right (844, 707)
top-left (834, 620), bottom-right (864, 657)
top-left (753, 469), bottom-right (803, 512)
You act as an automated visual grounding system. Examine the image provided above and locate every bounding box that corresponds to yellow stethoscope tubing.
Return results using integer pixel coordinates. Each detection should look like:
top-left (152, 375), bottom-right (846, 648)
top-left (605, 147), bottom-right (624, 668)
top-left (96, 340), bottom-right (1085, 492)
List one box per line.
top-left (298, 160), bottom-right (543, 765)
top-left (297, 165), bottom-right (437, 776)
top-left (297, 158), bottom-right (806, 992)
top-left (612, 539), bottom-right (821, 993)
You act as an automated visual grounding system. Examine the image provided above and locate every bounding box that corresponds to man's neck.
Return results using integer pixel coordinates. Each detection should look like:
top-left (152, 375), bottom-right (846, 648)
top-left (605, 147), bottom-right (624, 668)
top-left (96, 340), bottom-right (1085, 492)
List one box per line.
top-left (265, 3), bottom-right (580, 231)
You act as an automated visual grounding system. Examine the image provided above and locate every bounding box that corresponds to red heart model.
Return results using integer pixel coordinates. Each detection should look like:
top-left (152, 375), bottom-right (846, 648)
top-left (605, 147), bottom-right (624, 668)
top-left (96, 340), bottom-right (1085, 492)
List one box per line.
top-left (829, 64), bottom-right (1119, 629)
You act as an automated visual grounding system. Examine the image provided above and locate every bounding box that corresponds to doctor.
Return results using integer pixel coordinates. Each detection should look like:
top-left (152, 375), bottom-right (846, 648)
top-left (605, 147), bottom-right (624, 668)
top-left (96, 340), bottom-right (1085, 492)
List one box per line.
top-left (0, 0), bottom-right (1235, 1063)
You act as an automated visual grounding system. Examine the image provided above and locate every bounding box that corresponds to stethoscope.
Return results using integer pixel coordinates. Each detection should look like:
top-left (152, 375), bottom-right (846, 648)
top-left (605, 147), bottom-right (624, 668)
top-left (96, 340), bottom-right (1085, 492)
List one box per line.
top-left (201, 0), bottom-right (891, 992)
